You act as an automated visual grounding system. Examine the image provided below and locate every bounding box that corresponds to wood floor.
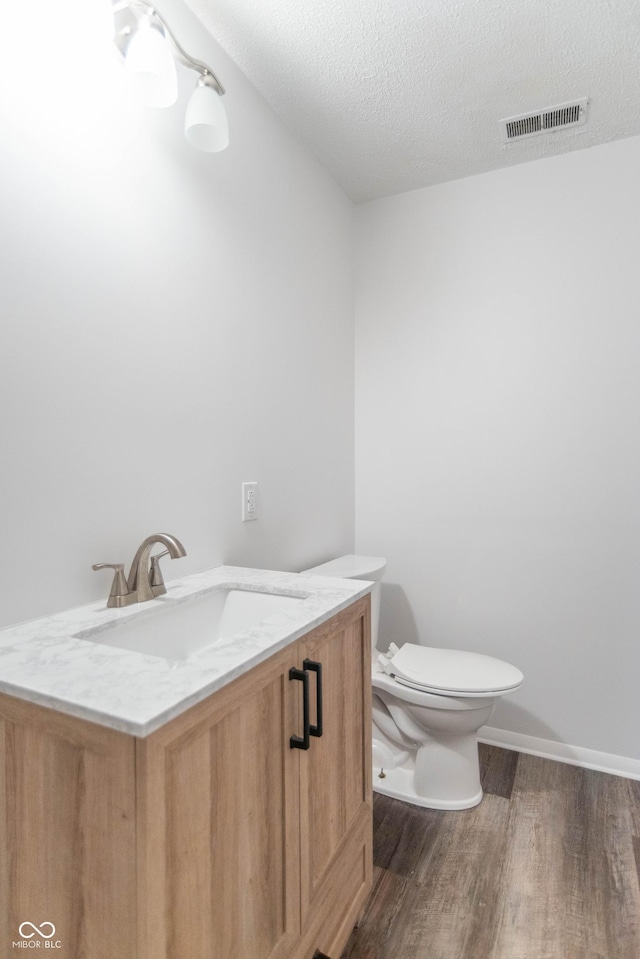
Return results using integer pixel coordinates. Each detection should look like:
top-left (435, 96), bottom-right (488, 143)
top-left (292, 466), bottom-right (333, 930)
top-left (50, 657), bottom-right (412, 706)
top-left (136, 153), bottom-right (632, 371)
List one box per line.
top-left (341, 745), bottom-right (640, 959)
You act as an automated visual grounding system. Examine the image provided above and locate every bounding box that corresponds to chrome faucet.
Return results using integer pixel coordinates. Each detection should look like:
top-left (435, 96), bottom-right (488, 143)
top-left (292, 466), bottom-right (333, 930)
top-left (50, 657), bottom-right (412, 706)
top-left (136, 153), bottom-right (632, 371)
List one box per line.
top-left (93, 533), bottom-right (186, 608)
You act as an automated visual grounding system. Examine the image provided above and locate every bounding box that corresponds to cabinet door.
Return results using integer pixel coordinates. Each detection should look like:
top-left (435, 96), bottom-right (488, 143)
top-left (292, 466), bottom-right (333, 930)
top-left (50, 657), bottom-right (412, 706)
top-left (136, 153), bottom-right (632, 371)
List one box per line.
top-left (137, 644), bottom-right (301, 959)
top-left (0, 694), bottom-right (137, 959)
top-left (297, 598), bottom-right (373, 934)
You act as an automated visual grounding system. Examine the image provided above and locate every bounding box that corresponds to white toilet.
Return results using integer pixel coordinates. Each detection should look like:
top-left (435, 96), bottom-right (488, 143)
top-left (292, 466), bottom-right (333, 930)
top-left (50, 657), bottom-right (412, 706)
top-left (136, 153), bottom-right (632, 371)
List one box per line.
top-left (300, 555), bottom-right (523, 810)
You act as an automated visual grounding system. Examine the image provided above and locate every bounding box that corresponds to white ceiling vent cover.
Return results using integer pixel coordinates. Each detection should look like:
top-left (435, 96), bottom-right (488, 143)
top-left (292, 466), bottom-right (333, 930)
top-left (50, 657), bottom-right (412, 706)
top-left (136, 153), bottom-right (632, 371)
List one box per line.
top-left (500, 99), bottom-right (588, 143)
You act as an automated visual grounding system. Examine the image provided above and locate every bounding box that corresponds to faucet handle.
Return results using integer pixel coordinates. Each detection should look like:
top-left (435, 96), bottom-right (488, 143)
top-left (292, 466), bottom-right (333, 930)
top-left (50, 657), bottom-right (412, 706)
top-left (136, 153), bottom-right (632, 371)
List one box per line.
top-left (149, 550), bottom-right (170, 595)
top-left (92, 563), bottom-right (132, 608)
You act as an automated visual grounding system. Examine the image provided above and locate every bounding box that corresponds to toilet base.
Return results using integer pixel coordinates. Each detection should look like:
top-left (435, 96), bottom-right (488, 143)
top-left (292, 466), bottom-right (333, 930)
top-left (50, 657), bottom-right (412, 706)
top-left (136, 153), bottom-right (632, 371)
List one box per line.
top-left (372, 759), bottom-right (483, 810)
top-left (371, 733), bottom-right (484, 810)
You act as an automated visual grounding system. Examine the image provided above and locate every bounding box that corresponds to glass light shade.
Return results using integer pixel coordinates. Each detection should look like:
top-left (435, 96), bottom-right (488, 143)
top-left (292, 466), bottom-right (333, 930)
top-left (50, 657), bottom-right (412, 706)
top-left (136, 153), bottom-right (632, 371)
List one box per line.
top-left (125, 15), bottom-right (177, 108)
top-left (184, 80), bottom-right (229, 152)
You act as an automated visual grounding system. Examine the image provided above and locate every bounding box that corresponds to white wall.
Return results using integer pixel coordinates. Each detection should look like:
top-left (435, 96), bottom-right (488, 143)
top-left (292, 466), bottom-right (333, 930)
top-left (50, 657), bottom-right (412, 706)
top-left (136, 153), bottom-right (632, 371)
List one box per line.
top-left (355, 135), bottom-right (640, 762)
top-left (0, 0), bottom-right (355, 627)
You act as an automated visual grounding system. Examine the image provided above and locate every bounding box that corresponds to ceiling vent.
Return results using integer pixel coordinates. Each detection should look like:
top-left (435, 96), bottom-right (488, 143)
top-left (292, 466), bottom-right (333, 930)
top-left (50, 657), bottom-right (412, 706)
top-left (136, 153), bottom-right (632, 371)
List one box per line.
top-left (499, 98), bottom-right (588, 143)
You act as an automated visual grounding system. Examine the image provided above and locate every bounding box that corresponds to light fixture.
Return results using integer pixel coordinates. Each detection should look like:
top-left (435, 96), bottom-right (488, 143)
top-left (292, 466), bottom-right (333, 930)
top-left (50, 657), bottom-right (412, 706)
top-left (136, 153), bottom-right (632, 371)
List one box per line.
top-left (124, 13), bottom-right (177, 108)
top-left (112, 0), bottom-right (228, 152)
top-left (185, 74), bottom-right (229, 152)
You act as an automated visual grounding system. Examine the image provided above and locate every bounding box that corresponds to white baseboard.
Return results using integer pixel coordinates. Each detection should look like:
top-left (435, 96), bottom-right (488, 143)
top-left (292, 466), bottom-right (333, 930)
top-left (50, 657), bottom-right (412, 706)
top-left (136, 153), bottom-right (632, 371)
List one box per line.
top-left (479, 726), bottom-right (640, 781)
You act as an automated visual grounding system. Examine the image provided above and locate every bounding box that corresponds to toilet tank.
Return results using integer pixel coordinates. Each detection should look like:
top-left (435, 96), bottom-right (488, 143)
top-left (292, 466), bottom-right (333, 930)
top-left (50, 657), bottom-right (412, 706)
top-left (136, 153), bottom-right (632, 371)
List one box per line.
top-left (299, 555), bottom-right (386, 653)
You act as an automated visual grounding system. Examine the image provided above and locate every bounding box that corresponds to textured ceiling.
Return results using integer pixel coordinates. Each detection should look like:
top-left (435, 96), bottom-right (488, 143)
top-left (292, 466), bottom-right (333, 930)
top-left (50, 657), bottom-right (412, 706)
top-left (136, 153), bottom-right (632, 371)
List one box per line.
top-left (184, 0), bottom-right (640, 202)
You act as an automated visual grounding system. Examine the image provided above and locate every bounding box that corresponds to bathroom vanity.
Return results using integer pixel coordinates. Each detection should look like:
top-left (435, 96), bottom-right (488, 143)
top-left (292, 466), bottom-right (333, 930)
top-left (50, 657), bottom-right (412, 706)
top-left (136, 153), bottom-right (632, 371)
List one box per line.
top-left (0, 567), bottom-right (373, 959)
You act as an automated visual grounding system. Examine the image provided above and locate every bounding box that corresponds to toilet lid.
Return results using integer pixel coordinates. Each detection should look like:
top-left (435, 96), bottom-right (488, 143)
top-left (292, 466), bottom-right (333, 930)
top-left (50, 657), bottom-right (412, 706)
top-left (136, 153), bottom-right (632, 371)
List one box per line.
top-left (379, 643), bottom-right (523, 697)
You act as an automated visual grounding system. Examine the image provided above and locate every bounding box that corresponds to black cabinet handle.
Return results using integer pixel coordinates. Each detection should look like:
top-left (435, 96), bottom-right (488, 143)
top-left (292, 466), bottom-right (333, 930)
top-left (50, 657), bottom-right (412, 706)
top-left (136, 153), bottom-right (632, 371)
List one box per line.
top-left (303, 659), bottom-right (323, 738)
top-left (289, 667), bottom-right (310, 749)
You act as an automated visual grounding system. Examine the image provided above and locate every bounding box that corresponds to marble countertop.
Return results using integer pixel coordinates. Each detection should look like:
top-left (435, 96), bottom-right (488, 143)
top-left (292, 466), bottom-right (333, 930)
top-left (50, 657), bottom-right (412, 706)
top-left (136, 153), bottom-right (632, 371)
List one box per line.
top-left (0, 566), bottom-right (372, 737)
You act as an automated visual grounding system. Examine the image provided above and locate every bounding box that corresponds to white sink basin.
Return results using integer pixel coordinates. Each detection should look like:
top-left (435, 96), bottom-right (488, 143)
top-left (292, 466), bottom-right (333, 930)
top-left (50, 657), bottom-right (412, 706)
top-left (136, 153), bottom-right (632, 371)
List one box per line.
top-left (73, 588), bottom-right (306, 661)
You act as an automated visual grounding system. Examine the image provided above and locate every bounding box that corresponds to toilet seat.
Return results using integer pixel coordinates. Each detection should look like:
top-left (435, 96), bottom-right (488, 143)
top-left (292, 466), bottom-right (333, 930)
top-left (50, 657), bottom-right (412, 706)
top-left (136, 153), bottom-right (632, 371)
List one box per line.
top-left (378, 643), bottom-right (523, 698)
top-left (373, 667), bottom-right (495, 710)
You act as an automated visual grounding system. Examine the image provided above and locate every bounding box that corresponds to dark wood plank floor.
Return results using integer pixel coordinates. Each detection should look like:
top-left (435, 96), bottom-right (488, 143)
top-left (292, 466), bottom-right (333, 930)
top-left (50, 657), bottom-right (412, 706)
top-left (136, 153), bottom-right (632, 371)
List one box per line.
top-left (342, 745), bottom-right (640, 959)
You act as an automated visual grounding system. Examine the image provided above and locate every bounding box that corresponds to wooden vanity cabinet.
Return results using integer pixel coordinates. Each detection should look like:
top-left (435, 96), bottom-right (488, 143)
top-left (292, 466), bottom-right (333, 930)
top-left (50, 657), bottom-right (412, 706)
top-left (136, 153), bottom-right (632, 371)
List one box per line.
top-left (0, 696), bottom-right (137, 959)
top-left (0, 596), bottom-right (372, 959)
top-left (294, 601), bottom-right (372, 959)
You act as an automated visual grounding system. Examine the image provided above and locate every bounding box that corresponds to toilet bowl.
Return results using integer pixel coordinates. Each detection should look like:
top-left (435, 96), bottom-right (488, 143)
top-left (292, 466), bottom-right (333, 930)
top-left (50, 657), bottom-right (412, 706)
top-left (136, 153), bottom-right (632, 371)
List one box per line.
top-left (300, 555), bottom-right (523, 810)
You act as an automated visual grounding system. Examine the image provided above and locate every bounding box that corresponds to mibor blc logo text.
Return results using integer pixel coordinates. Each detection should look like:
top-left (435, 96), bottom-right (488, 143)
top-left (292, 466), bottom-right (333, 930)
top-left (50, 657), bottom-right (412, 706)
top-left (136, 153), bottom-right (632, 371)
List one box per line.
top-left (12, 922), bottom-right (62, 949)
